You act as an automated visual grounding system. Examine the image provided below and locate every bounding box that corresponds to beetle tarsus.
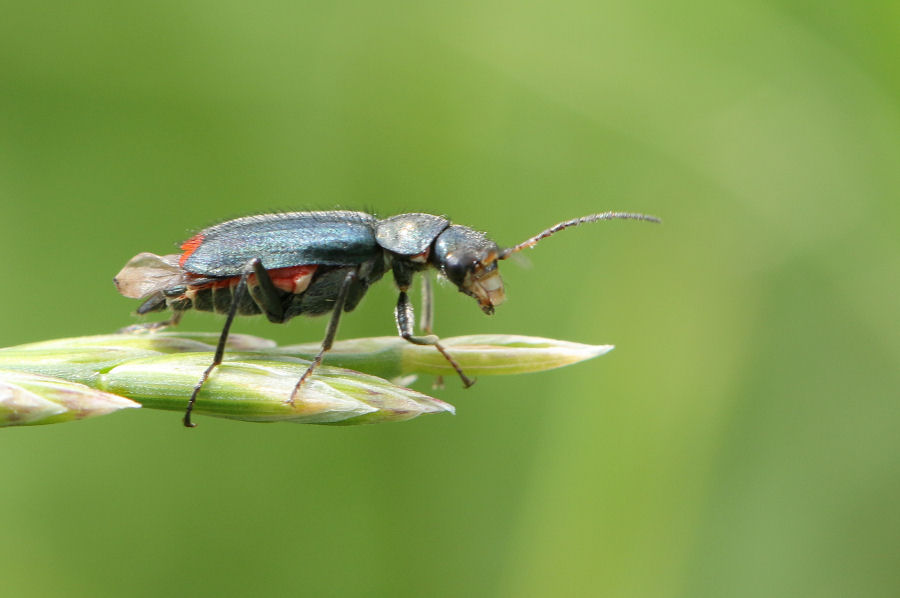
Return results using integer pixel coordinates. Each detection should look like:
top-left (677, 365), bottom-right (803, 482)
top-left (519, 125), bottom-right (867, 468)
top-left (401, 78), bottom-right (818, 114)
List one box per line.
top-left (403, 333), bottom-right (475, 389)
top-left (119, 310), bottom-right (183, 334)
top-left (433, 341), bottom-right (475, 388)
top-left (184, 358), bottom-right (220, 427)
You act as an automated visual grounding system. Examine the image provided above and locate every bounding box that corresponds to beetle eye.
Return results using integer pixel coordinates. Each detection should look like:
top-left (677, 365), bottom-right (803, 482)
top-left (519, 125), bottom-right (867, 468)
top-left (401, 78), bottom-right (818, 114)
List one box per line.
top-left (441, 253), bottom-right (475, 286)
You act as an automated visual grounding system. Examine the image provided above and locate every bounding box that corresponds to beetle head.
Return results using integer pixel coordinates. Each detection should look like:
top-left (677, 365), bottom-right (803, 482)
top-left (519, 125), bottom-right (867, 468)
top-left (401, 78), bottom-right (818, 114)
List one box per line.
top-left (432, 225), bottom-right (506, 314)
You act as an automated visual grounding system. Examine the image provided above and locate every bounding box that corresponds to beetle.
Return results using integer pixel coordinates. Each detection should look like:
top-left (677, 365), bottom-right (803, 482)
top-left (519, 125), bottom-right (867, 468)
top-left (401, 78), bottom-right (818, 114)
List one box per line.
top-left (115, 210), bottom-right (660, 427)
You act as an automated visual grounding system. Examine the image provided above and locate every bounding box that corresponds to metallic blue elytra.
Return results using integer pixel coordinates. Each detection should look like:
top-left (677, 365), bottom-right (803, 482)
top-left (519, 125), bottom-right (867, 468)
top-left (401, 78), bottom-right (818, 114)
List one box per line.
top-left (114, 209), bottom-right (660, 427)
top-left (182, 211), bottom-right (380, 275)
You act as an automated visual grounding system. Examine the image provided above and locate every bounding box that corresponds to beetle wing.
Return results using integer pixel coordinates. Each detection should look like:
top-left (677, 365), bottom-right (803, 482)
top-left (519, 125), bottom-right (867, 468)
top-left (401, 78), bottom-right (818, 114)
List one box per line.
top-left (181, 211), bottom-right (380, 276)
top-left (114, 252), bottom-right (185, 299)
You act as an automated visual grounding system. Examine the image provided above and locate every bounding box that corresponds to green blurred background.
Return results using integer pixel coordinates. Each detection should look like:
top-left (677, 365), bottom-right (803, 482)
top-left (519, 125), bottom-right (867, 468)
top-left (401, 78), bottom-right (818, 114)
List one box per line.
top-left (1, 2), bottom-right (897, 597)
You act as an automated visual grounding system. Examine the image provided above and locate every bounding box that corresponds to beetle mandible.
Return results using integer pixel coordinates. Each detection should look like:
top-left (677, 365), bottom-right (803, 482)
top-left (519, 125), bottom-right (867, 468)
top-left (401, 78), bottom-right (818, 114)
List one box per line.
top-left (114, 210), bottom-right (660, 427)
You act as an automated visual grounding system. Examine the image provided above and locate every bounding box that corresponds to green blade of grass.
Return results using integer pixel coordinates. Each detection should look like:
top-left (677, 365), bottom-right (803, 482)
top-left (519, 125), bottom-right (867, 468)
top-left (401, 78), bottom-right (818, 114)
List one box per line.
top-left (0, 332), bottom-right (612, 427)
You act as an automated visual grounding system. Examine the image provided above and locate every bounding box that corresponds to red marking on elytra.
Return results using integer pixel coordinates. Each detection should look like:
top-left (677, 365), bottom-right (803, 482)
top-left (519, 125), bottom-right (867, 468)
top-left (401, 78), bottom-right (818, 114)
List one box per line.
top-left (179, 234), bottom-right (205, 267)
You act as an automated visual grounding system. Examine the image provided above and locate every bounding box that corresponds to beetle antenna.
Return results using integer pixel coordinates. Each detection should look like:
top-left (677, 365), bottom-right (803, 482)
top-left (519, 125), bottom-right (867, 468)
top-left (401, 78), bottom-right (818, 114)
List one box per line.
top-left (498, 212), bottom-right (661, 260)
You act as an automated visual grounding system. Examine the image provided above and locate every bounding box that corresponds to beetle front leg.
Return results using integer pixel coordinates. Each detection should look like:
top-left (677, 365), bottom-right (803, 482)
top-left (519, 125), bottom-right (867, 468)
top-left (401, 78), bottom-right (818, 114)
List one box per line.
top-left (287, 268), bottom-right (359, 405)
top-left (395, 290), bottom-right (475, 388)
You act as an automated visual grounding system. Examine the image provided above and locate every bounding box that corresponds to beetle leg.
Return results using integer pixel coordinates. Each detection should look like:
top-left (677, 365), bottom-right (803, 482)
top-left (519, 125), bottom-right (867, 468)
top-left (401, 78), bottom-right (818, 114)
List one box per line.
top-left (420, 274), bottom-right (434, 335)
top-left (249, 259), bottom-right (286, 323)
top-left (395, 290), bottom-right (475, 388)
top-left (287, 268), bottom-right (359, 405)
top-left (183, 259), bottom-right (260, 428)
top-left (119, 309), bottom-right (183, 333)
top-left (418, 275), bottom-right (446, 389)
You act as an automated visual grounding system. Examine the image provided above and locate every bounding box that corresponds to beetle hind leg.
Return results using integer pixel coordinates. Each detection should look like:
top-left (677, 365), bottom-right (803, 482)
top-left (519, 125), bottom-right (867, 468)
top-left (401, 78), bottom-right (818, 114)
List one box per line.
top-left (119, 308), bottom-right (184, 334)
top-left (183, 259), bottom-right (264, 427)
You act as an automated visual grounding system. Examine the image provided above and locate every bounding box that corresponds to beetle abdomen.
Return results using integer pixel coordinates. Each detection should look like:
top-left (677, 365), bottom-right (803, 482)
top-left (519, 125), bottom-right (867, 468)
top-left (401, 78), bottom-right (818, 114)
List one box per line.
top-left (162, 264), bottom-right (319, 318)
top-left (164, 277), bottom-right (262, 316)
